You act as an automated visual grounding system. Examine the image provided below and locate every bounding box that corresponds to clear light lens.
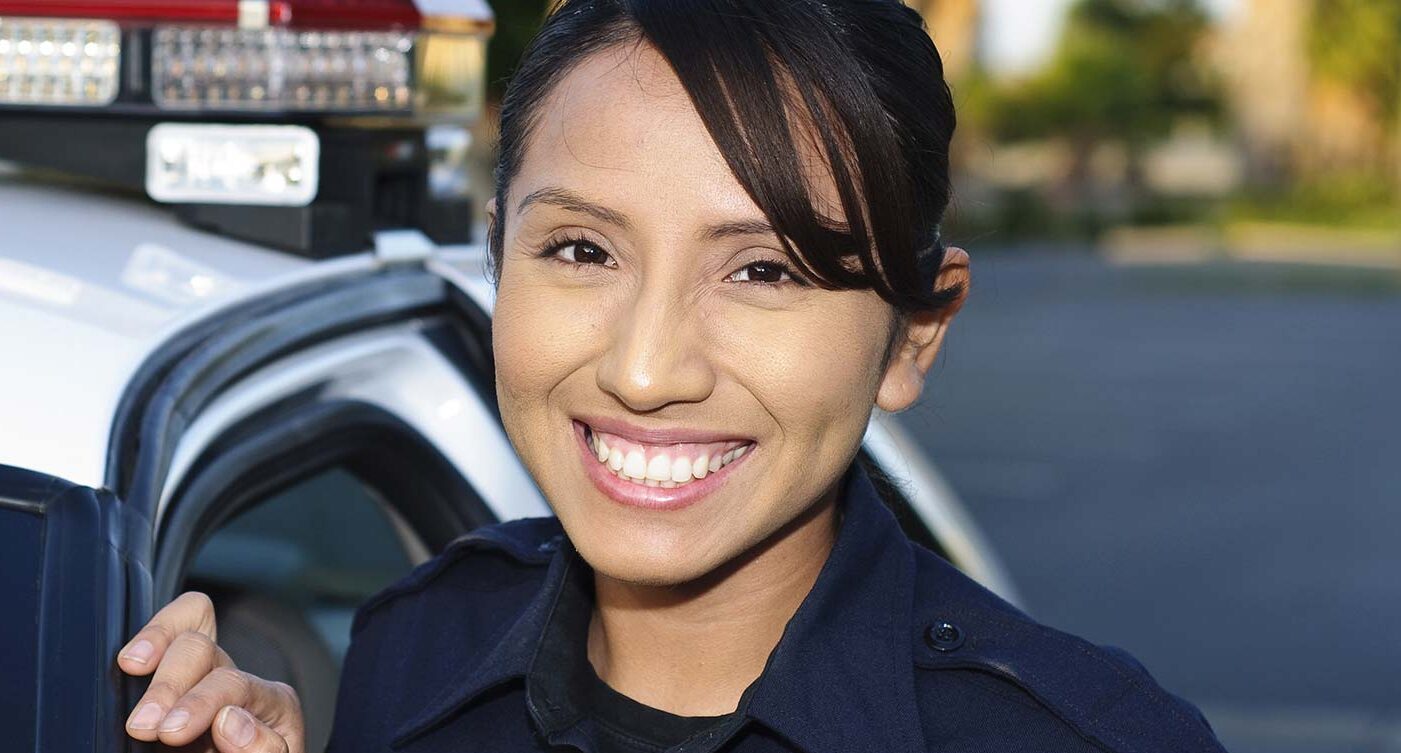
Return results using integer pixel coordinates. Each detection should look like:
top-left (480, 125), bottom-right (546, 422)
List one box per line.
top-left (0, 17), bottom-right (120, 106)
top-left (151, 26), bottom-right (414, 111)
top-left (146, 123), bottom-right (320, 206)
top-left (415, 31), bottom-right (486, 121)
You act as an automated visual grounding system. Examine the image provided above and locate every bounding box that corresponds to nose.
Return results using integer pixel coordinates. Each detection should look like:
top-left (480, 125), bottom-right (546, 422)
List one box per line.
top-left (595, 286), bottom-right (716, 412)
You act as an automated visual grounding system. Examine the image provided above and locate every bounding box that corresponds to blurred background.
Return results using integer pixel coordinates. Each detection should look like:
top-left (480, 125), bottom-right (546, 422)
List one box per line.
top-left (475, 2), bottom-right (1401, 751)
top-left (0, 1), bottom-right (1389, 745)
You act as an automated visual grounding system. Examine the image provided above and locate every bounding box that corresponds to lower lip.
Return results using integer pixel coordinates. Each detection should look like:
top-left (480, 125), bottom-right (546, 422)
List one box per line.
top-left (572, 420), bottom-right (752, 511)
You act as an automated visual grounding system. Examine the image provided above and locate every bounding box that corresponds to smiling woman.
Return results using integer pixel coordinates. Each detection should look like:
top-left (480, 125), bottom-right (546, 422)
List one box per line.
top-left (115, 1), bottom-right (1228, 752)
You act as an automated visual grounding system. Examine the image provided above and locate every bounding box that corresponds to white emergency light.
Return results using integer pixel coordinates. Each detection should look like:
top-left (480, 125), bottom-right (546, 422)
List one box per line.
top-left (145, 123), bottom-right (319, 206)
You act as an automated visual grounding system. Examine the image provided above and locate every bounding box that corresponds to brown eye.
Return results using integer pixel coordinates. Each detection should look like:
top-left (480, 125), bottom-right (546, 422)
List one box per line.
top-left (552, 240), bottom-right (614, 267)
top-left (728, 261), bottom-right (792, 284)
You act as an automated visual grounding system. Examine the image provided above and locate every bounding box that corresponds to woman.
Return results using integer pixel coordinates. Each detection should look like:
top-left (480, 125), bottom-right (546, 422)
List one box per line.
top-left (117, 1), bottom-right (1227, 751)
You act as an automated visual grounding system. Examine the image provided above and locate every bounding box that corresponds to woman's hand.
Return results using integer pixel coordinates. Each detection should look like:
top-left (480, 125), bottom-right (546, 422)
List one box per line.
top-left (116, 592), bottom-right (306, 753)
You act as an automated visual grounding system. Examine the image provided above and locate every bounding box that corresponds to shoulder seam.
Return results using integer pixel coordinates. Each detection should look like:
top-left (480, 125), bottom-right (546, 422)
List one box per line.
top-left (910, 550), bottom-right (1221, 752)
top-left (351, 517), bottom-right (563, 633)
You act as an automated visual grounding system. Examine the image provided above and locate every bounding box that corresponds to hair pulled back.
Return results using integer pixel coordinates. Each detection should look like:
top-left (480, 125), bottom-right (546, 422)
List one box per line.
top-left (491, 0), bottom-right (960, 314)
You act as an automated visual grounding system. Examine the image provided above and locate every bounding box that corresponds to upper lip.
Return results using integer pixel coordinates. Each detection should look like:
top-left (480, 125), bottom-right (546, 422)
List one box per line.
top-left (575, 415), bottom-right (755, 445)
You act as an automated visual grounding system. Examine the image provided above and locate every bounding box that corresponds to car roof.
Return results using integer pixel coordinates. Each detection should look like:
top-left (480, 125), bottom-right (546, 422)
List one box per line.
top-left (0, 167), bottom-right (361, 486)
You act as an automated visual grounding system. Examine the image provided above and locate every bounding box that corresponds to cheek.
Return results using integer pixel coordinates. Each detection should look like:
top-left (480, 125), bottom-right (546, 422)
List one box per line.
top-left (492, 266), bottom-right (608, 406)
top-left (705, 294), bottom-right (890, 448)
top-left (491, 272), bottom-right (592, 466)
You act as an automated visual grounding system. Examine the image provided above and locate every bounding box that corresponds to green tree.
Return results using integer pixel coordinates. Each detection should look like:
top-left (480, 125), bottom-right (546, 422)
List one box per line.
top-left (1307, 0), bottom-right (1401, 195)
top-left (486, 0), bottom-right (551, 103)
top-left (1308, 0), bottom-right (1401, 124)
top-left (982, 0), bottom-right (1216, 139)
top-left (968, 0), bottom-right (1218, 204)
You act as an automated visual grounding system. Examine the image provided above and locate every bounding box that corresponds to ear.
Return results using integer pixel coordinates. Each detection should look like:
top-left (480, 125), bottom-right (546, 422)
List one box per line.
top-left (484, 196), bottom-right (499, 237)
top-left (875, 247), bottom-right (970, 413)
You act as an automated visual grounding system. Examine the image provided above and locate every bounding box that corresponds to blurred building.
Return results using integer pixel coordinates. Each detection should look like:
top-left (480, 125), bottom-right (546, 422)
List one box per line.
top-left (914, 0), bottom-right (980, 82)
top-left (1214, 0), bottom-right (1395, 185)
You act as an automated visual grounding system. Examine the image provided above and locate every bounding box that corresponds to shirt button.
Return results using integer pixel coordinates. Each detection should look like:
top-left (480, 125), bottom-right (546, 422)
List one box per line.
top-left (925, 621), bottom-right (965, 652)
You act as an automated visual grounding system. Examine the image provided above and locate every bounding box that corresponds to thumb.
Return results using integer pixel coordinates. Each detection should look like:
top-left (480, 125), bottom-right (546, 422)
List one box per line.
top-left (212, 706), bottom-right (291, 753)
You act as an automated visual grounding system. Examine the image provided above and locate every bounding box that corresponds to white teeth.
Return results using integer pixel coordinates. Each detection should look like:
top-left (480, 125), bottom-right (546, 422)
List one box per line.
top-left (670, 455), bottom-right (693, 483)
top-left (623, 450), bottom-right (647, 479)
top-left (646, 454), bottom-right (672, 482)
top-left (587, 425), bottom-right (754, 489)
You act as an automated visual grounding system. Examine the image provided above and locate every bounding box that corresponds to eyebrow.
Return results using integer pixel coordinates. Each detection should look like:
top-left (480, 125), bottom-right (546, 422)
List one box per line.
top-left (516, 187), bottom-right (632, 229)
top-left (701, 218), bottom-right (777, 242)
top-left (515, 185), bottom-right (778, 242)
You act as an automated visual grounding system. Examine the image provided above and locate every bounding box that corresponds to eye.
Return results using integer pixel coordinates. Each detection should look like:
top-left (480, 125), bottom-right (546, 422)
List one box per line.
top-left (546, 238), bottom-right (616, 268)
top-left (727, 260), bottom-right (797, 285)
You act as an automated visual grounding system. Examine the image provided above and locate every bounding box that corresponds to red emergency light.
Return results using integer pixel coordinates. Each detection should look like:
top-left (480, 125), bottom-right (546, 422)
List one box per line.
top-left (0, 0), bottom-right (493, 254)
top-left (0, 0), bottom-right (423, 29)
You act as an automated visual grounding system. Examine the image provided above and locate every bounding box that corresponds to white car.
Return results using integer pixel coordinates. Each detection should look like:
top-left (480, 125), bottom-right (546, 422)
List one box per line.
top-left (0, 3), bottom-right (1015, 751)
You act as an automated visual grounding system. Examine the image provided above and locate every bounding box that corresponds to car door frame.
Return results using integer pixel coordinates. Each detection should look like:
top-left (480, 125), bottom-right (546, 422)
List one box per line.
top-left (104, 259), bottom-right (529, 751)
top-left (0, 464), bottom-right (129, 753)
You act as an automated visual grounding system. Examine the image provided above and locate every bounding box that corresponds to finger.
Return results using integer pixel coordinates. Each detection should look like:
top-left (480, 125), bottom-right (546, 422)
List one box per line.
top-left (156, 670), bottom-right (303, 750)
top-left (117, 591), bottom-right (218, 676)
top-left (212, 706), bottom-right (294, 753)
top-left (124, 629), bottom-right (233, 742)
top-left (152, 666), bottom-right (258, 747)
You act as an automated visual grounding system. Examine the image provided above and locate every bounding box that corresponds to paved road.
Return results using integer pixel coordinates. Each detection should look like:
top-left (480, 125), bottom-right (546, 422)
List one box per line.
top-left (893, 251), bottom-right (1401, 753)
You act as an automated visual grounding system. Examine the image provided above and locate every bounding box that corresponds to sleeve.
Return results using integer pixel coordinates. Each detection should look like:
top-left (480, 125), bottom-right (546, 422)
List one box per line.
top-left (1098, 644), bottom-right (1222, 740)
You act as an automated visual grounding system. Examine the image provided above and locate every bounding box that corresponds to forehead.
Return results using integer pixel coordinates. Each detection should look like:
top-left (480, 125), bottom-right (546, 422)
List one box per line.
top-left (512, 41), bottom-right (839, 224)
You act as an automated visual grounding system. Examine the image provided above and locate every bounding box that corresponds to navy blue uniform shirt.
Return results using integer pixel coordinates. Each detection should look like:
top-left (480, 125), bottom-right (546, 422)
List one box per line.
top-left (327, 462), bottom-right (1228, 752)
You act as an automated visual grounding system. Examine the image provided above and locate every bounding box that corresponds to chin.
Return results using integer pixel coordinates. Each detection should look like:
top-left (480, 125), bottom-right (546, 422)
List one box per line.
top-left (566, 518), bottom-right (729, 587)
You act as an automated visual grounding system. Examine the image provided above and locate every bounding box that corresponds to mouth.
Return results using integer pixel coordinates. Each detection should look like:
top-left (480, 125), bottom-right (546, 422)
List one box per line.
top-left (571, 418), bottom-right (755, 510)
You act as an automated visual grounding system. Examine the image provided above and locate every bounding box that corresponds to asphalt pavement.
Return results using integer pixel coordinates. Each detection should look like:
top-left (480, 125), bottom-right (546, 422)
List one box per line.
top-left (892, 250), bottom-right (1401, 753)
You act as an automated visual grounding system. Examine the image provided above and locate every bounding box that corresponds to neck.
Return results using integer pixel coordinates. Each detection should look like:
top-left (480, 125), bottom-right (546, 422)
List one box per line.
top-left (586, 486), bottom-right (841, 717)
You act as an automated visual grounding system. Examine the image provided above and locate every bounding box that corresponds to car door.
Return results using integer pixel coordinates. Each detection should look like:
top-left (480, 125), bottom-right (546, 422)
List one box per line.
top-left (0, 465), bottom-right (129, 753)
top-left (107, 259), bottom-right (543, 752)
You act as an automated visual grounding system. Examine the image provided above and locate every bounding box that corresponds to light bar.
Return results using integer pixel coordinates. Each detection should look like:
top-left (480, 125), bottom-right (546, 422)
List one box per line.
top-left (0, 16), bottom-right (119, 106)
top-left (146, 123), bottom-right (319, 206)
top-left (152, 26), bottom-right (413, 111)
top-left (0, 1), bottom-right (422, 29)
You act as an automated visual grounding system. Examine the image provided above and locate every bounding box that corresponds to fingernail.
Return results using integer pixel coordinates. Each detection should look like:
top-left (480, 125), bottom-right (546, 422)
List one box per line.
top-left (121, 639), bottom-right (154, 665)
top-left (128, 702), bottom-right (163, 730)
top-left (158, 708), bottom-right (190, 732)
top-left (219, 706), bottom-right (255, 748)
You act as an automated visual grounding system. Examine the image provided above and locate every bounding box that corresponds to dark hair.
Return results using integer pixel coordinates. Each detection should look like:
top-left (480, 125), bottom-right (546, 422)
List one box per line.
top-left (490, 0), bottom-right (960, 315)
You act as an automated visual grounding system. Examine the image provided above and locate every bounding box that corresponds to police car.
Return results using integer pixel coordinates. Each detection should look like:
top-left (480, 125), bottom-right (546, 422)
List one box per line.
top-left (0, 2), bottom-right (1017, 750)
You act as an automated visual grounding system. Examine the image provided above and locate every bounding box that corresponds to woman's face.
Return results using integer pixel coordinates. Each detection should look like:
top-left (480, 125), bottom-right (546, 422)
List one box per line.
top-left (491, 42), bottom-right (955, 586)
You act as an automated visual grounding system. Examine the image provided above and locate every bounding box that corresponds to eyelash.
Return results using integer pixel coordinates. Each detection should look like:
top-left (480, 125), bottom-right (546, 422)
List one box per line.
top-left (537, 235), bottom-right (808, 287)
top-left (539, 234), bottom-right (616, 269)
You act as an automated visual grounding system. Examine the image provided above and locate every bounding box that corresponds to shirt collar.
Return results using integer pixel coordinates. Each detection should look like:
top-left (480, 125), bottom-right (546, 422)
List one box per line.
top-left (392, 544), bottom-right (566, 747)
top-left (394, 461), bottom-right (926, 753)
top-left (740, 461), bottom-right (925, 753)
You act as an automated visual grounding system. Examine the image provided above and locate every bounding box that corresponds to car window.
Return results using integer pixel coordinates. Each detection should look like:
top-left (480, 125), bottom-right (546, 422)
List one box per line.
top-left (185, 467), bottom-right (417, 660)
top-left (182, 466), bottom-right (423, 753)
